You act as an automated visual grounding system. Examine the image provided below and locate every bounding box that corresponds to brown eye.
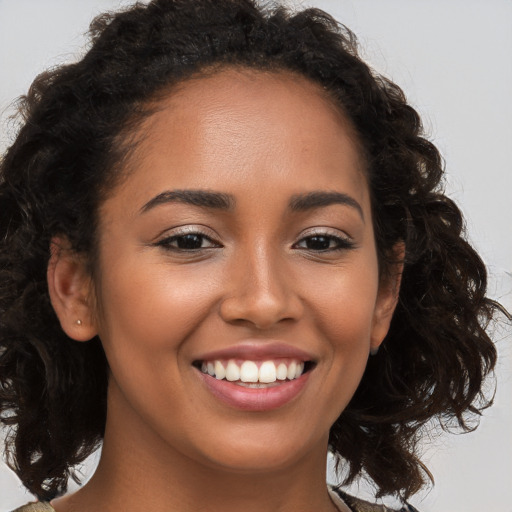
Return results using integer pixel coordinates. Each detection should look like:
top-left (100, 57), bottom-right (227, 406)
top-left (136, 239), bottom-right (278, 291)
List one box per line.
top-left (303, 236), bottom-right (333, 250)
top-left (156, 233), bottom-right (219, 251)
top-left (294, 234), bottom-right (355, 252)
top-left (174, 234), bottom-right (206, 249)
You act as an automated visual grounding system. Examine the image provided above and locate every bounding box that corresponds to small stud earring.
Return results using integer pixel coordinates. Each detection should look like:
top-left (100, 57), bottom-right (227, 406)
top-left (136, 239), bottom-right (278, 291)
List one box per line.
top-left (370, 346), bottom-right (379, 356)
top-left (76, 319), bottom-right (83, 326)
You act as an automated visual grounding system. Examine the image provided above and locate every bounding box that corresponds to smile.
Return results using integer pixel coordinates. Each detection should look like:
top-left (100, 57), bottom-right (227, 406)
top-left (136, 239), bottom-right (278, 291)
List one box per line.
top-left (194, 357), bottom-right (315, 411)
top-left (199, 359), bottom-right (307, 385)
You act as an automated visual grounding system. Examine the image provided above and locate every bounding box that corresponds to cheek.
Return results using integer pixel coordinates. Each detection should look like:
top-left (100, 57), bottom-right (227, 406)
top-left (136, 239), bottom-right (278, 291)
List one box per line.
top-left (94, 255), bottom-right (220, 375)
top-left (297, 258), bottom-right (379, 406)
top-left (91, 257), bottom-right (221, 439)
top-left (304, 260), bottom-right (379, 344)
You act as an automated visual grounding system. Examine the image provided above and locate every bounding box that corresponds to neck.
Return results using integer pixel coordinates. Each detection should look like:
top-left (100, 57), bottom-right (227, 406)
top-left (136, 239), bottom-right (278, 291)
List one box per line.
top-left (53, 383), bottom-right (339, 512)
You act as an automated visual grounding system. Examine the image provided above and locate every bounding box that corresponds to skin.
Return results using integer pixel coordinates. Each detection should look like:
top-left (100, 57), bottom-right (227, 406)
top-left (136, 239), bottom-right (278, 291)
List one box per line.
top-left (48, 69), bottom-right (400, 512)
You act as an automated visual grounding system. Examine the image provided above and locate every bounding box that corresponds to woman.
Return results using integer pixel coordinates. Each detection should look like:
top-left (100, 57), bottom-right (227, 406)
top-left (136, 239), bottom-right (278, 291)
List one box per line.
top-left (0, 1), bottom-right (504, 511)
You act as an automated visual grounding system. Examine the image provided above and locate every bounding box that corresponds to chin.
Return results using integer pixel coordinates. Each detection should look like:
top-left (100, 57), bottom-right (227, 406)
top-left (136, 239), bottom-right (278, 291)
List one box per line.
top-left (191, 424), bottom-right (328, 475)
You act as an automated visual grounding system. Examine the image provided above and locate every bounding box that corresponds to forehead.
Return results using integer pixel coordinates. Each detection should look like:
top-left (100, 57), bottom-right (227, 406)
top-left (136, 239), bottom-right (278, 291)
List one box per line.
top-left (110, 68), bottom-right (369, 214)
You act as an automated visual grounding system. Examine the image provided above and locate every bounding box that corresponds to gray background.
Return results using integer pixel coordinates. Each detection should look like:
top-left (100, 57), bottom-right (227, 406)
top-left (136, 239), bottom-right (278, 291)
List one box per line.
top-left (0, 1), bottom-right (511, 510)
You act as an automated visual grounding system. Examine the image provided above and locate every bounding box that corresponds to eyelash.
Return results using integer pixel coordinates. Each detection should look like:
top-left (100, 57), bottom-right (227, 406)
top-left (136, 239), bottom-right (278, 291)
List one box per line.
top-left (293, 233), bottom-right (355, 252)
top-left (154, 229), bottom-right (355, 253)
top-left (155, 229), bottom-right (220, 251)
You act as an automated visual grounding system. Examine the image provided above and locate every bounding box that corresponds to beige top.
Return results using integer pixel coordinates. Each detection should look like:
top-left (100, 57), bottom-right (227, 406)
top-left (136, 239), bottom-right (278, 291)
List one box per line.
top-left (11, 504), bottom-right (54, 512)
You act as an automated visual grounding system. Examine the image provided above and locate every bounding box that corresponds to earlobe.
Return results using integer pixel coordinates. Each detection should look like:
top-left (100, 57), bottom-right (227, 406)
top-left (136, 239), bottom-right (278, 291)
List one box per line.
top-left (370, 242), bottom-right (405, 353)
top-left (47, 237), bottom-right (97, 342)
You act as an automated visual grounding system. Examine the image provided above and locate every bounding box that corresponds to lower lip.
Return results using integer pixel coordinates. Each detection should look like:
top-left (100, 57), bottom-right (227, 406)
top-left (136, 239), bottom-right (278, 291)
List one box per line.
top-left (197, 370), bottom-right (311, 411)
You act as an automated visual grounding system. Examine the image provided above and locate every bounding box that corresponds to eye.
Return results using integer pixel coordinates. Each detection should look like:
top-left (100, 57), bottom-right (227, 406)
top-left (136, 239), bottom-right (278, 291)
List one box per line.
top-left (294, 233), bottom-right (355, 252)
top-left (155, 231), bottom-right (220, 251)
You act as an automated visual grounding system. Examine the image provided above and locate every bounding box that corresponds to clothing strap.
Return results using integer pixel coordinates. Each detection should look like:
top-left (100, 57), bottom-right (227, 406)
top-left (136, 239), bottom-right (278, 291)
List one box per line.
top-left (331, 487), bottom-right (420, 512)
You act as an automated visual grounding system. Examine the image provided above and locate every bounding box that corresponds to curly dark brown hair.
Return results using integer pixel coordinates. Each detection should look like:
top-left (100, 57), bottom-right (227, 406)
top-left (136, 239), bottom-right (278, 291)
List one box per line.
top-left (0, 0), bottom-right (503, 503)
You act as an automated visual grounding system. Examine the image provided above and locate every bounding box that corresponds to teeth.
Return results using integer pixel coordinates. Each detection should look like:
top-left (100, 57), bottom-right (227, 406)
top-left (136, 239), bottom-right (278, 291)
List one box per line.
top-left (259, 361), bottom-right (277, 383)
top-left (237, 381), bottom-right (279, 389)
top-left (214, 361), bottom-right (226, 380)
top-left (240, 361), bottom-right (259, 382)
top-left (276, 363), bottom-right (288, 380)
top-left (225, 360), bottom-right (240, 382)
top-left (287, 361), bottom-right (297, 380)
top-left (200, 359), bottom-right (308, 383)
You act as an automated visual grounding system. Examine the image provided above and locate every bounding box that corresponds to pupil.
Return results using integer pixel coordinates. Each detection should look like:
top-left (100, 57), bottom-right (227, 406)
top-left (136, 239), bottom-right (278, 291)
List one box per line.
top-left (177, 234), bottom-right (203, 249)
top-left (307, 236), bottom-right (330, 250)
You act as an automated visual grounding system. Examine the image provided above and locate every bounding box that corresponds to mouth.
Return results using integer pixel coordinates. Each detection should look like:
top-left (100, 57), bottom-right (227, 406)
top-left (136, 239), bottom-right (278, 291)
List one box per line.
top-left (193, 355), bottom-right (316, 411)
top-left (193, 358), bottom-right (316, 388)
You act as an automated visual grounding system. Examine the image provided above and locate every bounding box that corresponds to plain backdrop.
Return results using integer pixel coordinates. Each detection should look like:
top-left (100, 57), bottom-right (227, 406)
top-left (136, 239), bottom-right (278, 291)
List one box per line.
top-left (0, 1), bottom-right (511, 511)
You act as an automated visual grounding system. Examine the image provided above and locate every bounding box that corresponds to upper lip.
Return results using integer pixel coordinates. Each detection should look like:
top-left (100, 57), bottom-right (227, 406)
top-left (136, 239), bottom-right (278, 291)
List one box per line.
top-left (193, 341), bottom-right (316, 363)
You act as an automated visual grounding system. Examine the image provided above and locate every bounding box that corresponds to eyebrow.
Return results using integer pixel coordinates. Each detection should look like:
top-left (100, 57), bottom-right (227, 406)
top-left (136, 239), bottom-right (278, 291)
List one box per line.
top-left (140, 189), bottom-right (235, 213)
top-left (140, 188), bottom-right (364, 221)
top-left (289, 191), bottom-right (365, 222)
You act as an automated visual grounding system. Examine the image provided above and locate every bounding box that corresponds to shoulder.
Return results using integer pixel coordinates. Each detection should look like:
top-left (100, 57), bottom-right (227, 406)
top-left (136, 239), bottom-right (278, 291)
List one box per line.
top-left (330, 486), bottom-right (421, 512)
top-left (11, 503), bottom-right (55, 512)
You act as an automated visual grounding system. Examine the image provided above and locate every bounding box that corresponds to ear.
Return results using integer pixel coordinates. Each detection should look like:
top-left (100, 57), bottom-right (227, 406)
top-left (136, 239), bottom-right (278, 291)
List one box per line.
top-left (370, 242), bottom-right (405, 353)
top-left (47, 236), bottom-right (98, 342)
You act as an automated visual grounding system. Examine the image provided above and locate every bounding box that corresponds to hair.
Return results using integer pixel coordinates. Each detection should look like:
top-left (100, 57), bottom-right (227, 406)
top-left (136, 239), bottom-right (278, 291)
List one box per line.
top-left (0, 0), bottom-right (504, 503)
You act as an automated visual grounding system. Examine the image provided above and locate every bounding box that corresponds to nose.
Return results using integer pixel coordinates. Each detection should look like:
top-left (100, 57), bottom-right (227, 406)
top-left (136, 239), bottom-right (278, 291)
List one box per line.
top-left (219, 244), bottom-right (303, 329)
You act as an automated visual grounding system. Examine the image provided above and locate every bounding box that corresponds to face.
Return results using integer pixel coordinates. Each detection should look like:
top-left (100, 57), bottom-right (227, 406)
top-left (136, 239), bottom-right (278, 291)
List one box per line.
top-left (81, 69), bottom-right (397, 473)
